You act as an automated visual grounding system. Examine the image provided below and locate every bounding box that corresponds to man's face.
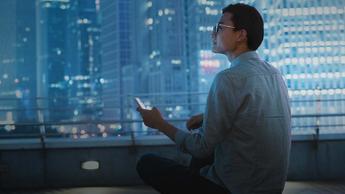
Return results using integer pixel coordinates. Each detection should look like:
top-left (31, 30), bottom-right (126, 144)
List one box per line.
top-left (212, 13), bottom-right (238, 54)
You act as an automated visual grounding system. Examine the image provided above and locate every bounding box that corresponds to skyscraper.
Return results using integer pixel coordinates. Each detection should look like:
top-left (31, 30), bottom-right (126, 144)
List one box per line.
top-left (100, 0), bottom-right (148, 135)
top-left (15, 0), bottom-right (37, 122)
top-left (185, 0), bottom-right (227, 113)
top-left (100, 0), bottom-right (192, 133)
top-left (224, 0), bottom-right (345, 133)
top-left (143, 0), bottom-right (190, 121)
top-left (37, 0), bottom-right (102, 123)
top-left (69, 0), bottom-right (102, 121)
top-left (100, 0), bottom-right (140, 119)
top-left (37, 0), bottom-right (77, 122)
top-left (0, 0), bottom-right (37, 128)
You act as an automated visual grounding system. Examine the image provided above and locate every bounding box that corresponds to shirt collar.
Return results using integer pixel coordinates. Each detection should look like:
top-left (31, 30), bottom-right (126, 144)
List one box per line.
top-left (230, 51), bottom-right (260, 68)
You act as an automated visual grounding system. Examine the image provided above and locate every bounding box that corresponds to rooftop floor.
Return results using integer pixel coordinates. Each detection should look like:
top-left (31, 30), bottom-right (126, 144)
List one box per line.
top-left (2, 181), bottom-right (345, 194)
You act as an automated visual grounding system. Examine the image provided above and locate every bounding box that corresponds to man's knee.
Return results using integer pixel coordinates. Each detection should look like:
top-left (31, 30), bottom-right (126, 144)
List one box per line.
top-left (136, 153), bottom-right (158, 178)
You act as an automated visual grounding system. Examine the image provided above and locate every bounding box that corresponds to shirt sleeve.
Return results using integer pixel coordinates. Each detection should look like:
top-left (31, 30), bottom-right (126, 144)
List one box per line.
top-left (175, 72), bottom-right (240, 158)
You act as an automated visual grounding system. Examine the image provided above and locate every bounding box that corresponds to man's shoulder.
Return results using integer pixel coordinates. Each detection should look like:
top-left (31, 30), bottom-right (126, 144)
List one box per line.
top-left (213, 69), bottom-right (247, 90)
top-left (218, 64), bottom-right (252, 80)
top-left (231, 59), bottom-right (281, 77)
top-left (216, 69), bottom-right (242, 82)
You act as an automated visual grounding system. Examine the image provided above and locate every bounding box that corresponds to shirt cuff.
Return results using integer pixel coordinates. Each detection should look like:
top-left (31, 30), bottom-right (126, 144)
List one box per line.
top-left (175, 129), bottom-right (189, 148)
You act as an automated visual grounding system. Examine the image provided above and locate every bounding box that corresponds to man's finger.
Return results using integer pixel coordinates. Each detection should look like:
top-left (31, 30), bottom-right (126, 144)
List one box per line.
top-left (136, 107), bottom-right (144, 113)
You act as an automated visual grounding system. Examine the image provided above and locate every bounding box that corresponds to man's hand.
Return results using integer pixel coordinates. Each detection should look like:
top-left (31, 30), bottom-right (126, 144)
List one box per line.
top-left (136, 107), bottom-right (167, 130)
top-left (136, 106), bottom-right (178, 141)
top-left (186, 113), bottom-right (204, 130)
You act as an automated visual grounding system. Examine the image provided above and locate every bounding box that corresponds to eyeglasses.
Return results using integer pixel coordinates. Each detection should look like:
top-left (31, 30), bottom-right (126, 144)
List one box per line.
top-left (213, 23), bottom-right (236, 33)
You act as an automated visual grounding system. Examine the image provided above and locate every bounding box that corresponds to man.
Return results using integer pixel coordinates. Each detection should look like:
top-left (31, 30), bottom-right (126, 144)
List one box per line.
top-left (136, 3), bottom-right (291, 194)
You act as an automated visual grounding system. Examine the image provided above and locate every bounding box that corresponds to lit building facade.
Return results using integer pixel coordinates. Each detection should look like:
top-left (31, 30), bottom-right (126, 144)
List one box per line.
top-left (0, 0), bottom-right (37, 129)
top-left (37, 0), bottom-right (103, 123)
top-left (225, 0), bottom-right (345, 133)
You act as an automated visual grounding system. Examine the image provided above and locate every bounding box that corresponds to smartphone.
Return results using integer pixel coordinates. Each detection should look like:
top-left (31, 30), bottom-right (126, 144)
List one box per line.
top-left (134, 97), bottom-right (146, 109)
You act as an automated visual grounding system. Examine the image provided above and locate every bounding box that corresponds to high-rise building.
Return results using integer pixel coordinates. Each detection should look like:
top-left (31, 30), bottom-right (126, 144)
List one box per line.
top-left (99, 0), bottom-right (230, 132)
top-left (185, 0), bottom-right (227, 113)
top-left (37, 0), bottom-right (102, 123)
top-left (100, 0), bottom-right (193, 133)
top-left (142, 0), bottom-right (191, 121)
top-left (225, 0), bottom-right (345, 133)
top-left (100, 0), bottom-right (140, 118)
top-left (0, 0), bottom-right (37, 128)
top-left (37, 0), bottom-right (77, 122)
top-left (100, 0), bottom-right (147, 135)
top-left (69, 0), bottom-right (102, 121)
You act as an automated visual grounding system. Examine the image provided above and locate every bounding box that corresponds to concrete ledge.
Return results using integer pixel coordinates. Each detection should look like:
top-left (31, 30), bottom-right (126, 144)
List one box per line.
top-left (0, 134), bottom-right (345, 188)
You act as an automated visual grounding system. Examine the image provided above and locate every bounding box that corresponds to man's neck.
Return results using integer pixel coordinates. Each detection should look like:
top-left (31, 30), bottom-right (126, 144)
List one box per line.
top-left (226, 46), bottom-right (251, 61)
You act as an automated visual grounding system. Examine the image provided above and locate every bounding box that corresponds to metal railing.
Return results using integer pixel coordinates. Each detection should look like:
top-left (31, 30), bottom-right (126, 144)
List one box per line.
top-left (1, 93), bottom-right (345, 143)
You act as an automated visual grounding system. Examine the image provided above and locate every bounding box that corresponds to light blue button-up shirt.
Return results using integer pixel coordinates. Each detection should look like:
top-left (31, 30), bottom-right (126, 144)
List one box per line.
top-left (175, 51), bottom-right (291, 194)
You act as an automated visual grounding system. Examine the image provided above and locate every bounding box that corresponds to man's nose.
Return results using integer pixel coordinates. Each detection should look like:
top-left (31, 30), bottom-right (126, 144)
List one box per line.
top-left (211, 31), bottom-right (216, 39)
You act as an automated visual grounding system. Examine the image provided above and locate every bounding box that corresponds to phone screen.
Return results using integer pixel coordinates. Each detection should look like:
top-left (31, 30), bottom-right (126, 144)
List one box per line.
top-left (135, 97), bottom-right (146, 109)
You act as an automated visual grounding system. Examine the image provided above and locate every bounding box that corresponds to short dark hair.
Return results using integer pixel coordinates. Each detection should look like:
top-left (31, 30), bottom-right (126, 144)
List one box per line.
top-left (222, 3), bottom-right (264, 50)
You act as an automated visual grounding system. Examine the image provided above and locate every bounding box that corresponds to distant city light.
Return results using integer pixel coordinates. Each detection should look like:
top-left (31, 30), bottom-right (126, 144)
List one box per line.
top-left (171, 59), bottom-right (181, 65)
top-left (200, 60), bottom-right (220, 69)
top-left (15, 90), bottom-right (23, 98)
top-left (60, 4), bottom-right (67, 9)
top-left (146, 1), bottom-right (152, 8)
top-left (205, 7), bottom-right (219, 15)
top-left (149, 51), bottom-right (159, 59)
top-left (289, 89), bottom-right (345, 97)
top-left (197, 0), bottom-right (216, 6)
top-left (86, 98), bottom-right (94, 104)
top-left (110, 124), bottom-right (121, 130)
top-left (98, 124), bottom-right (106, 132)
top-left (59, 126), bottom-right (65, 133)
top-left (145, 18), bottom-right (153, 25)
top-left (56, 48), bottom-right (62, 55)
top-left (80, 134), bottom-right (89, 139)
top-left (4, 125), bottom-right (15, 132)
top-left (72, 127), bottom-right (78, 134)
top-left (44, 2), bottom-right (51, 8)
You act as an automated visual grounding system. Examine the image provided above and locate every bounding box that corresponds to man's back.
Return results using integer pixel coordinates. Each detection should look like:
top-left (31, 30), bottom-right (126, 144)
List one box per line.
top-left (200, 51), bottom-right (291, 193)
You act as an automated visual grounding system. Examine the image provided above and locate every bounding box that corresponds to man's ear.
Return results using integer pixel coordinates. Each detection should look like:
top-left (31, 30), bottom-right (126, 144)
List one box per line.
top-left (237, 29), bottom-right (248, 42)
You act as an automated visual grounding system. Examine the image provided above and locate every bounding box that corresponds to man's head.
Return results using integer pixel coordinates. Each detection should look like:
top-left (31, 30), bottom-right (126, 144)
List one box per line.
top-left (212, 3), bottom-right (264, 55)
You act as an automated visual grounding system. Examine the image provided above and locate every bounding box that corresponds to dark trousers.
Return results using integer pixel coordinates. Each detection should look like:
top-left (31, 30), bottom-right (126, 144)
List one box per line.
top-left (136, 154), bottom-right (230, 194)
